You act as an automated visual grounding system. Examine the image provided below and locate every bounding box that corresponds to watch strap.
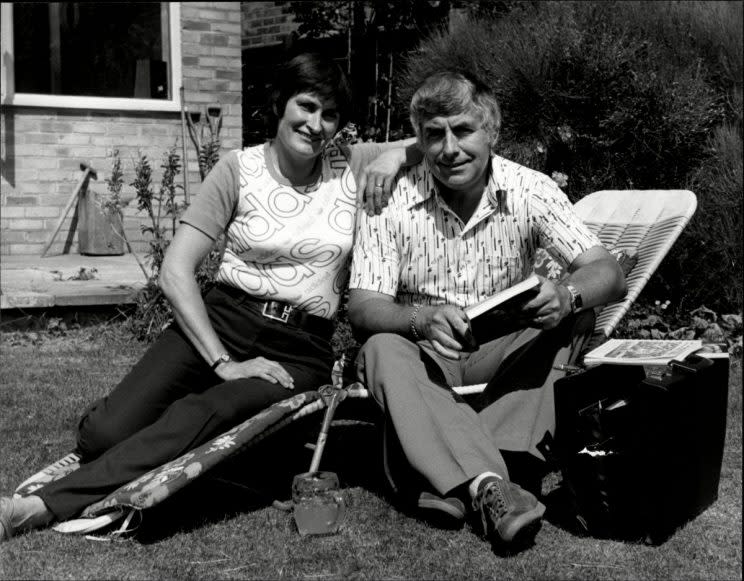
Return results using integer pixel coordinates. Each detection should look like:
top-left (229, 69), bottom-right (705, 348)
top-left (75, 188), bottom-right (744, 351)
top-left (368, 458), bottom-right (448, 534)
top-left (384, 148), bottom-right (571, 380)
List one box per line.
top-left (564, 284), bottom-right (583, 313)
top-left (210, 353), bottom-right (231, 370)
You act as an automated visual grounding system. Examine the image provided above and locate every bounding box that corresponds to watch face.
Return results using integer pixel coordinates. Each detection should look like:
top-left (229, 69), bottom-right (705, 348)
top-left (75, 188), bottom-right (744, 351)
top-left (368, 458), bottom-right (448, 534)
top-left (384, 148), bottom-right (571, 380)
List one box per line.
top-left (212, 354), bottom-right (231, 369)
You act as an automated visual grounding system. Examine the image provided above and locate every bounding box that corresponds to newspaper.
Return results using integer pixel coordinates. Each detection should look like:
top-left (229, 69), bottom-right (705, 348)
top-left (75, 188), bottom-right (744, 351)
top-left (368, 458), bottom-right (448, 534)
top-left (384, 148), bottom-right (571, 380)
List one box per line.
top-left (583, 339), bottom-right (703, 366)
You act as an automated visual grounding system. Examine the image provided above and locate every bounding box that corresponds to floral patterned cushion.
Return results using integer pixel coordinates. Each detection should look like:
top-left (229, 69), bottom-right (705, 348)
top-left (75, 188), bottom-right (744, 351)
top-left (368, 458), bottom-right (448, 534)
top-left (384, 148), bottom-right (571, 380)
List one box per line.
top-left (78, 390), bottom-right (322, 518)
top-left (533, 247), bottom-right (638, 282)
top-left (11, 390), bottom-right (323, 525)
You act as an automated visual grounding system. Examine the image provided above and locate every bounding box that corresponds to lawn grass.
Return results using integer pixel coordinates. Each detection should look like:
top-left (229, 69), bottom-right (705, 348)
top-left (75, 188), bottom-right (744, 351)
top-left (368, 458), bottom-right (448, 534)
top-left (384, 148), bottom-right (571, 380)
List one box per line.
top-left (0, 325), bottom-right (741, 580)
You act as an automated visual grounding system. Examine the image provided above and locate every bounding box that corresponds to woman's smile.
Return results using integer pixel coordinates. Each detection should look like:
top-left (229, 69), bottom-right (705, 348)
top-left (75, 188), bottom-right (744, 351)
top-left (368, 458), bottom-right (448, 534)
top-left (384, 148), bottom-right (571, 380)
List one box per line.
top-left (295, 129), bottom-right (322, 144)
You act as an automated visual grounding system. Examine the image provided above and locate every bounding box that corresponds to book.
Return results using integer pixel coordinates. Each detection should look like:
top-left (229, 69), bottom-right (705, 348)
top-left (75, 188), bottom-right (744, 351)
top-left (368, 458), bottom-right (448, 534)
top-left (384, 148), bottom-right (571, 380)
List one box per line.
top-left (582, 339), bottom-right (703, 366)
top-left (462, 274), bottom-right (541, 348)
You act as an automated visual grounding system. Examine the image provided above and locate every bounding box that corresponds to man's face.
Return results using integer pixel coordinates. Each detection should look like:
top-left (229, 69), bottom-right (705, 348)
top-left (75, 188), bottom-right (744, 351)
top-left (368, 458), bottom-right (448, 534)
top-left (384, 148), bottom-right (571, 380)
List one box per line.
top-left (419, 110), bottom-right (491, 194)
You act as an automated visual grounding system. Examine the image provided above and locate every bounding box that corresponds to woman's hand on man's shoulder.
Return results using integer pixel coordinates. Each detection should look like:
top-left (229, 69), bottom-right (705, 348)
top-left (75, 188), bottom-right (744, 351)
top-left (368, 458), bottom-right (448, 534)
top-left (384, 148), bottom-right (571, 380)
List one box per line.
top-left (358, 148), bottom-right (408, 216)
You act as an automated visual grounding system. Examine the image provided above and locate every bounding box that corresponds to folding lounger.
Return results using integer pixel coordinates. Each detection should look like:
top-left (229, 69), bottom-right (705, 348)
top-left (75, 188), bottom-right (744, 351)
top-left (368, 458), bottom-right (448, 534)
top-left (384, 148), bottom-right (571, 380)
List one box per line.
top-left (14, 189), bottom-right (698, 536)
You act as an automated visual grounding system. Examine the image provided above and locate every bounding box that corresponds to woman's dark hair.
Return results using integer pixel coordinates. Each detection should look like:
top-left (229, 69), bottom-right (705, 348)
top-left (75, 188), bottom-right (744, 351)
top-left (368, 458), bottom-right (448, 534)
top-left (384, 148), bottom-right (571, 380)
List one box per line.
top-left (267, 53), bottom-right (353, 135)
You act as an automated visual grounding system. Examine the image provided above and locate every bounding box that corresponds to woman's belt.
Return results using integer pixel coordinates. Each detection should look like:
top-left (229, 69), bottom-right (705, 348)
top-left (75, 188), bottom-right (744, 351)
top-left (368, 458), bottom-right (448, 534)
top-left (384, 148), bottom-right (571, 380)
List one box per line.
top-left (215, 284), bottom-right (333, 337)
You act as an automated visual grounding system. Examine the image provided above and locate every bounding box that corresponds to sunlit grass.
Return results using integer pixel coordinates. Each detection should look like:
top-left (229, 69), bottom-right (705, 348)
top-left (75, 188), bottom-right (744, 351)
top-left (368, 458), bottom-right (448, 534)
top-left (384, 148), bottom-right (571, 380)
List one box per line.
top-left (0, 326), bottom-right (740, 580)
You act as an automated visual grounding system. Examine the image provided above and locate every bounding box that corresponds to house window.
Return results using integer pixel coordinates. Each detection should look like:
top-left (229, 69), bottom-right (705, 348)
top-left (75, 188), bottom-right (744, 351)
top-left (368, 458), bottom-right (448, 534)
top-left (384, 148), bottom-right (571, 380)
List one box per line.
top-left (1, 2), bottom-right (182, 112)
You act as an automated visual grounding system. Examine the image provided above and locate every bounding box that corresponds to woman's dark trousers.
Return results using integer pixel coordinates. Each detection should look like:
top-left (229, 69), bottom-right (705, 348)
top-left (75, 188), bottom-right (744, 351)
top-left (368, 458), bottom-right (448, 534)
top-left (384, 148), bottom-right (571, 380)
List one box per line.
top-left (37, 285), bottom-right (333, 520)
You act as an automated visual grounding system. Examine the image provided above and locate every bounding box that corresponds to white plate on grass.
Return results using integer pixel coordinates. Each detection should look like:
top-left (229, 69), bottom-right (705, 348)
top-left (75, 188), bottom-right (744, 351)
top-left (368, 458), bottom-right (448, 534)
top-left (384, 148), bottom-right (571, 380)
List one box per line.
top-left (53, 509), bottom-right (127, 535)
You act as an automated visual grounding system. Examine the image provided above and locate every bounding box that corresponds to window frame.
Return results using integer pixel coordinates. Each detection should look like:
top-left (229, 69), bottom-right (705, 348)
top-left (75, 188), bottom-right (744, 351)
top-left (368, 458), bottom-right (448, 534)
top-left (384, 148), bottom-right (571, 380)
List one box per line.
top-left (1, 2), bottom-right (182, 112)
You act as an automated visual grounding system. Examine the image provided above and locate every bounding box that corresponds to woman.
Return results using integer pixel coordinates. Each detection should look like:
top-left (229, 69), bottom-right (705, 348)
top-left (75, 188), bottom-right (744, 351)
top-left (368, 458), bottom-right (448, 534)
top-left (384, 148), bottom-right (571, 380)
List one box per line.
top-left (0, 53), bottom-right (414, 541)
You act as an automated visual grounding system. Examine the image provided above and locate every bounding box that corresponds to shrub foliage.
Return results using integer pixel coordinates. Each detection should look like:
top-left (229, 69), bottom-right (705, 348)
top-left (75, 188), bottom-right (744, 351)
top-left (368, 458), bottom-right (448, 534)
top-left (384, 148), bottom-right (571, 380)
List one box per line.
top-left (400, 0), bottom-right (742, 312)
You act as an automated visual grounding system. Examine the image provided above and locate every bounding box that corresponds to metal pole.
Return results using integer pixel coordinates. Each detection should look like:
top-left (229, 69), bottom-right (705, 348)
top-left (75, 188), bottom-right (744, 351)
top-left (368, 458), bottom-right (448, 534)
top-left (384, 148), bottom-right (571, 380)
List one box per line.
top-left (385, 51), bottom-right (393, 142)
top-left (308, 389), bottom-right (342, 474)
top-left (346, 1), bottom-right (352, 76)
top-left (179, 86), bottom-right (190, 205)
top-left (308, 357), bottom-right (346, 474)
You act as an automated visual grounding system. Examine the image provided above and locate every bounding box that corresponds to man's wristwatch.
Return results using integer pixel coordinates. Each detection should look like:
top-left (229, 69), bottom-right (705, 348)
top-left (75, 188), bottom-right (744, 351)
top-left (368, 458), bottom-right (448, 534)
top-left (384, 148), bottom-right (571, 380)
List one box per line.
top-left (564, 283), bottom-right (583, 314)
top-left (210, 353), bottom-right (232, 370)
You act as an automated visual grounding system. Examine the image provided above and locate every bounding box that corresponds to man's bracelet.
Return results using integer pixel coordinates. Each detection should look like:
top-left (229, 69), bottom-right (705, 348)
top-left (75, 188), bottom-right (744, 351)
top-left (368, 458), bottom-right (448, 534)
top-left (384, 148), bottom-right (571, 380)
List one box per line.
top-left (409, 304), bottom-right (422, 340)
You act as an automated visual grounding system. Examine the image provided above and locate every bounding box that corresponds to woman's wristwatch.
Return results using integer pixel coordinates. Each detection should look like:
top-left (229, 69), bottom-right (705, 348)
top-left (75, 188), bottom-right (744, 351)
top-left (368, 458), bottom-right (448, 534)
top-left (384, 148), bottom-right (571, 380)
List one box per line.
top-left (210, 353), bottom-right (232, 370)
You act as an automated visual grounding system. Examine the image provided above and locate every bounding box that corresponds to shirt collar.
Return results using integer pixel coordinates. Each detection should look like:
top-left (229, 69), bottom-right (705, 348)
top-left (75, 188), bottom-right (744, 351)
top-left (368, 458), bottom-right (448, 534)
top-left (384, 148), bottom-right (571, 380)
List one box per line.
top-left (404, 157), bottom-right (437, 210)
top-left (486, 155), bottom-right (509, 210)
top-left (406, 155), bottom-right (508, 216)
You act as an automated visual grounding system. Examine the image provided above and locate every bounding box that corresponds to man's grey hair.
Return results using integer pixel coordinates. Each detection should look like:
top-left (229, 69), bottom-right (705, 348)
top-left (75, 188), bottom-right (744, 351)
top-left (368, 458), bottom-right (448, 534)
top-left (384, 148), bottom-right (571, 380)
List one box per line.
top-left (409, 72), bottom-right (502, 147)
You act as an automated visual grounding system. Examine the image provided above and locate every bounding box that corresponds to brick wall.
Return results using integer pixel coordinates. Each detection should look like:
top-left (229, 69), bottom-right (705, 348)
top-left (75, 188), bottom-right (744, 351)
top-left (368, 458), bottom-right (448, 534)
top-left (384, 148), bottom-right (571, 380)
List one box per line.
top-left (241, 1), bottom-right (298, 49)
top-left (0, 2), bottom-right (242, 256)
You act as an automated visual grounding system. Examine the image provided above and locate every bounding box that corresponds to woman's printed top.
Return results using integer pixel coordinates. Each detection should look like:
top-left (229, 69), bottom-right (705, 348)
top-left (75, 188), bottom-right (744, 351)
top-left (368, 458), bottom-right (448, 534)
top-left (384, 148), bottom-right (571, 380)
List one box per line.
top-left (181, 141), bottom-right (385, 319)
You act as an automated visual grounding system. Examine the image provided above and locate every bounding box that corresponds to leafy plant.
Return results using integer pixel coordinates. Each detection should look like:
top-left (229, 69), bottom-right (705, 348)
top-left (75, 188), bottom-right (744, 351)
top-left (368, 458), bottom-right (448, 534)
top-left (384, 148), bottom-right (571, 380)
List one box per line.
top-left (124, 149), bottom-right (181, 340)
top-left (101, 149), bottom-right (149, 279)
top-left (101, 146), bottom-right (222, 342)
top-left (615, 301), bottom-right (743, 357)
top-left (131, 148), bottom-right (185, 277)
top-left (670, 122), bottom-right (744, 311)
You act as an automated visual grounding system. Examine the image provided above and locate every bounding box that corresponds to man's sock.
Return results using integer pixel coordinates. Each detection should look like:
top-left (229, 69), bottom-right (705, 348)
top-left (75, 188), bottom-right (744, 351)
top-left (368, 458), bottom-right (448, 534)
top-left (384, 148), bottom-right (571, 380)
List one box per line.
top-left (468, 471), bottom-right (503, 499)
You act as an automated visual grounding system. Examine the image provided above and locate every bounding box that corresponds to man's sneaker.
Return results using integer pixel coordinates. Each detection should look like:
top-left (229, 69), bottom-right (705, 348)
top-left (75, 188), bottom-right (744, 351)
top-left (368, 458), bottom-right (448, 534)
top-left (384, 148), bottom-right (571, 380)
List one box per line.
top-left (417, 491), bottom-right (466, 529)
top-left (472, 477), bottom-right (545, 545)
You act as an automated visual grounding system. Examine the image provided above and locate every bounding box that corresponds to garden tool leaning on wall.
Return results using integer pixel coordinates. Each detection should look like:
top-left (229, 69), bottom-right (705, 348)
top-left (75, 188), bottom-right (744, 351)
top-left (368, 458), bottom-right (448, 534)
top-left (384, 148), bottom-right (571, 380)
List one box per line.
top-left (185, 102), bottom-right (223, 181)
top-left (40, 163), bottom-right (97, 257)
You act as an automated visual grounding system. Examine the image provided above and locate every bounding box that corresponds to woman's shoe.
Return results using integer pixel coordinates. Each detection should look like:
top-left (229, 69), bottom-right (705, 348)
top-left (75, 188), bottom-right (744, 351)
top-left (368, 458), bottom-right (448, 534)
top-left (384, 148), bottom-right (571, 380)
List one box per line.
top-left (14, 451), bottom-right (81, 498)
top-left (1, 497), bottom-right (16, 541)
top-left (0, 495), bottom-right (53, 541)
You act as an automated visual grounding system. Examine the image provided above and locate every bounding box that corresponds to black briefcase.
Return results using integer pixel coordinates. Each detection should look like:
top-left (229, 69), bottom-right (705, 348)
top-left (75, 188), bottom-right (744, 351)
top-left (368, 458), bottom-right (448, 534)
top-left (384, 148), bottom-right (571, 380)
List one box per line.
top-left (554, 353), bottom-right (729, 545)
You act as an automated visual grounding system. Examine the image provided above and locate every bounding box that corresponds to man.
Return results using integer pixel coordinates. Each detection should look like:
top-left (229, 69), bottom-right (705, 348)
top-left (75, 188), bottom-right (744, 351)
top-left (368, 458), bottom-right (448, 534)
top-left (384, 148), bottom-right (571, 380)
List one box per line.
top-left (347, 71), bottom-right (626, 550)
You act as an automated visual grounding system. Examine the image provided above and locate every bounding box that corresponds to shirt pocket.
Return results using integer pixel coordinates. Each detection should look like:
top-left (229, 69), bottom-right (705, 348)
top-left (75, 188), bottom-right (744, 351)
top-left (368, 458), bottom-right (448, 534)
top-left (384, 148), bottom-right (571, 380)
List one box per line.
top-left (479, 253), bottom-right (526, 294)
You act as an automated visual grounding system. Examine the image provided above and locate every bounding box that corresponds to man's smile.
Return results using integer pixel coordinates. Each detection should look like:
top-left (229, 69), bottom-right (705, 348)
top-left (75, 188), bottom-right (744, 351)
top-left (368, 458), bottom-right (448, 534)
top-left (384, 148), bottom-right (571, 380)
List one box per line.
top-left (438, 159), bottom-right (471, 170)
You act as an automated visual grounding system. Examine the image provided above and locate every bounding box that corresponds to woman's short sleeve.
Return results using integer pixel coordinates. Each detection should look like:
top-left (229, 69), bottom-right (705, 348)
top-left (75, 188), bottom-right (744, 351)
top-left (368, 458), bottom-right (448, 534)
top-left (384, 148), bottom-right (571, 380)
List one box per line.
top-left (180, 151), bottom-right (241, 240)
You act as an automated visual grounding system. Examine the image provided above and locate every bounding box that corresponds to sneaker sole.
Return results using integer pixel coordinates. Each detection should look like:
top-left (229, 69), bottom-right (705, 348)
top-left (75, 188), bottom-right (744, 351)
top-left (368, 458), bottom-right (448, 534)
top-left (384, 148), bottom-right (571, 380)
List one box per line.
top-left (417, 497), bottom-right (466, 521)
top-left (498, 500), bottom-right (546, 543)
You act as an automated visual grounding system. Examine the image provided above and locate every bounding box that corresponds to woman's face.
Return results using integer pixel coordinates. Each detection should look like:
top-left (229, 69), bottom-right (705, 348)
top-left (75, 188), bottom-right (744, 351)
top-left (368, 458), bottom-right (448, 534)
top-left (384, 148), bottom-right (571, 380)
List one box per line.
top-left (275, 92), bottom-right (341, 161)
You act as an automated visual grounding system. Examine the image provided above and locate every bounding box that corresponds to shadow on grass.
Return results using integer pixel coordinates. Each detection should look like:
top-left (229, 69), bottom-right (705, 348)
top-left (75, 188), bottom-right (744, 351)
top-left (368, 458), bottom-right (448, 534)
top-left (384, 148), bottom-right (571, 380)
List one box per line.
top-left (129, 403), bottom-right (586, 552)
top-left (131, 406), bottom-right (390, 544)
top-left (88, 386), bottom-right (722, 553)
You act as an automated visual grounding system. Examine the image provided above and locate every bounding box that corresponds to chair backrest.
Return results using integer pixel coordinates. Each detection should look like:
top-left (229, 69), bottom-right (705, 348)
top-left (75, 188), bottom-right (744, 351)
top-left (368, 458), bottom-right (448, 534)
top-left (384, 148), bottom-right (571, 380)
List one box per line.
top-left (574, 189), bottom-right (697, 350)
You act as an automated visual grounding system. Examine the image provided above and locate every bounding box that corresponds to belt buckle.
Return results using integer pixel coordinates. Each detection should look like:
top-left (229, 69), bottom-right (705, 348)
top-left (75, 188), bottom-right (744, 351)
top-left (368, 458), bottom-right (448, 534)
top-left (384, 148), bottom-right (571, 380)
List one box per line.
top-left (262, 301), bottom-right (292, 324)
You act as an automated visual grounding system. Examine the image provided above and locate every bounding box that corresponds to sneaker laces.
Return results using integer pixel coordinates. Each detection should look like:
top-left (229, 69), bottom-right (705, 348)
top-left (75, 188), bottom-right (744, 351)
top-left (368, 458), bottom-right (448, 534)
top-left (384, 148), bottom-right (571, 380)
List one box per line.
top-left (44, 452), bottom-right (82, 473)
top-left (472, 481), bottom-right (508, 535)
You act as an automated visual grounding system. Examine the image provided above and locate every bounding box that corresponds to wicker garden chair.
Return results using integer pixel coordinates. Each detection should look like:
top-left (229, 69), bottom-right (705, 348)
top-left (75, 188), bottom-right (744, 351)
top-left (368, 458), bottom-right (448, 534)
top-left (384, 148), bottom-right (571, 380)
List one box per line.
top-left (14, 189), bottom-right (698, 536)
